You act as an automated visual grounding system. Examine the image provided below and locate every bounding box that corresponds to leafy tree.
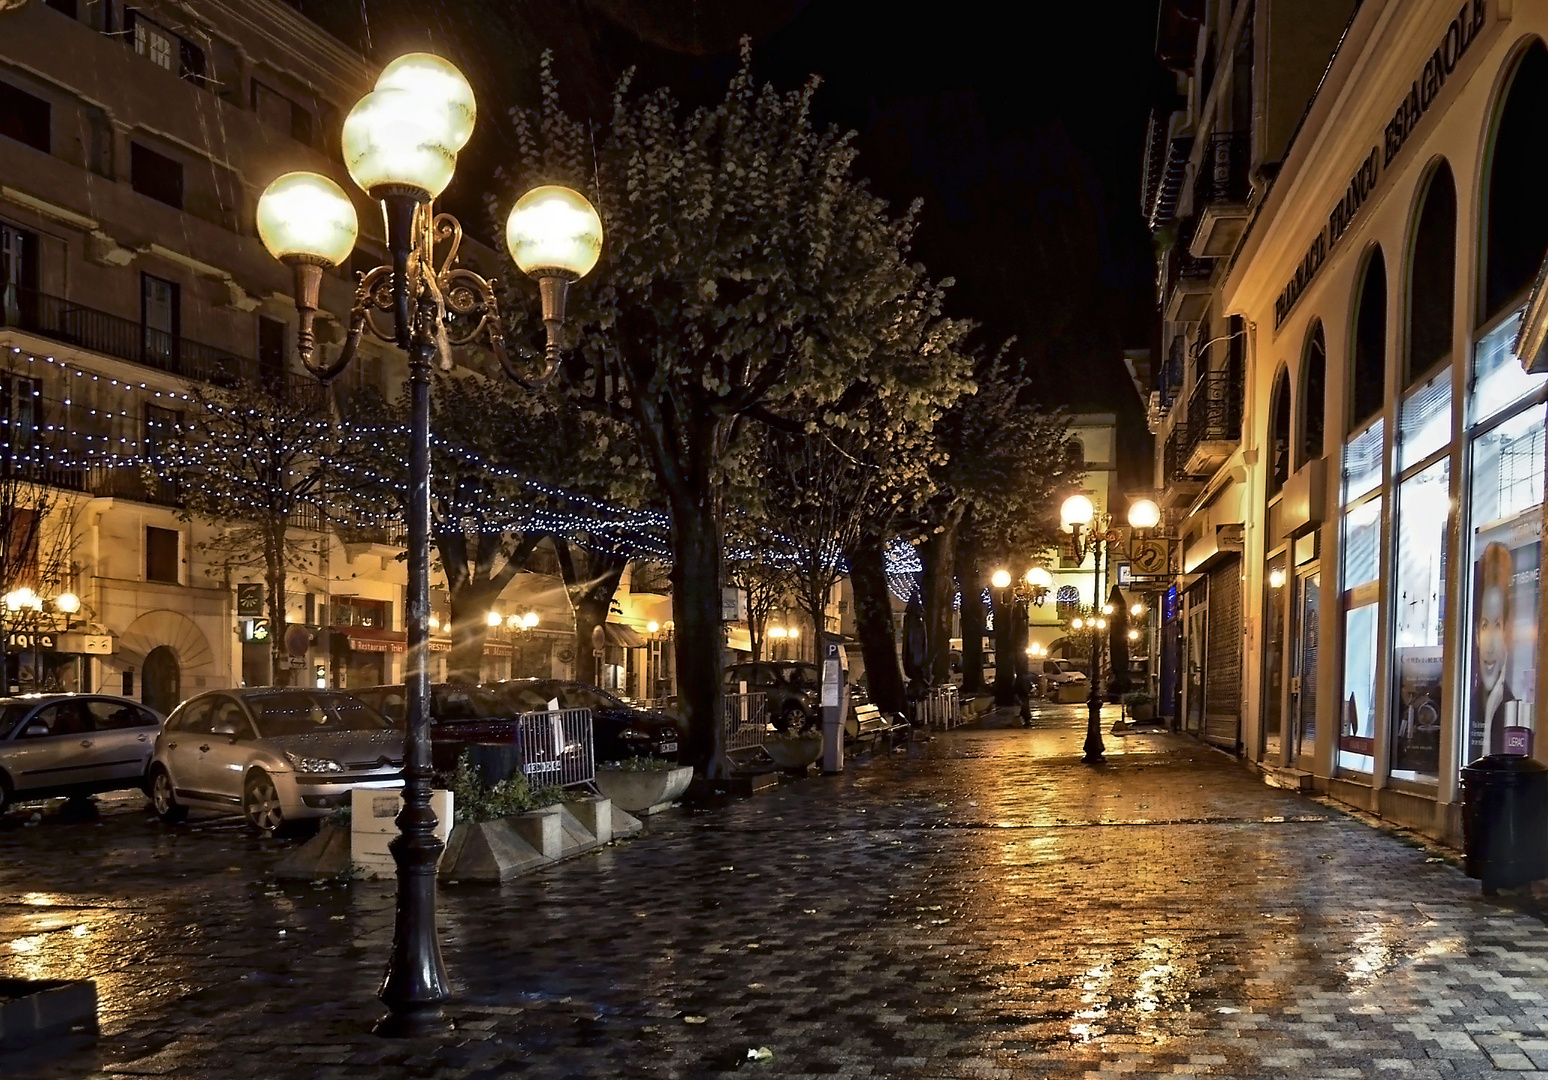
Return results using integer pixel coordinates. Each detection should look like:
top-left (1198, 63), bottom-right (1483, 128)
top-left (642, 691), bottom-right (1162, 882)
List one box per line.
top-left (492, 48), bottom-right (972, 774)
top-left (151, 377), bottom-right (338, 685)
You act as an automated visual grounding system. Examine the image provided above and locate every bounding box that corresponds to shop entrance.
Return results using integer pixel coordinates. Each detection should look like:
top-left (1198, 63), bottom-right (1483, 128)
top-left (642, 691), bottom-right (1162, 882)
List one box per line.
top-left (143, 645), bottom-right (180, 715)
top-left (1290, 566), bottom-right (1321, 768)
top-left (1183, 585), bottom-right (1206, 734)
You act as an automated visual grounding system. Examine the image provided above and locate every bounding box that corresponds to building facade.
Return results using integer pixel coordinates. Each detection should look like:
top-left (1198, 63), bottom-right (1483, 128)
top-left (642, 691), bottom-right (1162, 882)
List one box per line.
top-left (0, 0), bottom-right (671, 714)
top-left (1146, 0), bottom-right (1548, 843)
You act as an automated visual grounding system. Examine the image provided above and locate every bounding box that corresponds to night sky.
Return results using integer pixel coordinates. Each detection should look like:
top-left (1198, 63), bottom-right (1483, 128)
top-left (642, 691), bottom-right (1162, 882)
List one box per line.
top-left (291, 0), bottom-right (1169, 482)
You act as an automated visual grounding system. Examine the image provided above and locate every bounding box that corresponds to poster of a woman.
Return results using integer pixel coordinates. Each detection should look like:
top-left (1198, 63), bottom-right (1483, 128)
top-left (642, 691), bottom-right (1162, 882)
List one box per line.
top-left (1470, 511), bottom-right (1540, 760)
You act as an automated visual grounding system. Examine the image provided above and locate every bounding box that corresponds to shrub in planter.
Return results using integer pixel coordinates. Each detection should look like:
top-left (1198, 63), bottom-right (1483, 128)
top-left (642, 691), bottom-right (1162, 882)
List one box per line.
top-left (436, 750), bottom-right (566, 825)
top-left (595, 756), bottom-right (693, 813)
top-left (1122, 691), bottom-right (1157, 722)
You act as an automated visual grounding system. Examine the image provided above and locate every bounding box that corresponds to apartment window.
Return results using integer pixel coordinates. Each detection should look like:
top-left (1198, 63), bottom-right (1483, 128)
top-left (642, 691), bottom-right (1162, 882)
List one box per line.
top-left (1, 224), bottom-right (39, 330)
top-left (252, 81), bottom-right (314, 147)
top-left (128, 10), bottom-right (205, 85)
top-left (0, 81), bottom-right (50, 153)
top-left (141, 273), bottom-right (179, 369)
top-left (146, 526), bottom-right (179, 584)
top-left (258, 316), bottom-right (286, 394)
top-left (2, 376), bottom-right (41, 466)
top-left (333, 597), bottom-right (388, 629)
top-left (143, 403), bottom-right (179, 463)
top-left (130, 143), bottom-right (183, 208)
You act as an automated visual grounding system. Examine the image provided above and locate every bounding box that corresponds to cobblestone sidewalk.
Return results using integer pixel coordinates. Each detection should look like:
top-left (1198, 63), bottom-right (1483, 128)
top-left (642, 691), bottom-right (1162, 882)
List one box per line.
top-left (3, 703), bottom-right (1547, 1079)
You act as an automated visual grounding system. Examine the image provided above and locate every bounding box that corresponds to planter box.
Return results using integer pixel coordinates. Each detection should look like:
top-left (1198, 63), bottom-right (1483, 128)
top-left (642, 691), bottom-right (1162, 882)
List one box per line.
top-left (0, 978), bottom-right (96, 1052)
top-left (439, 798), bottom-right (642, 884)
top-left (594, 765), bottom-right (693, 815)
top-left (1127, 704), bottom-right (1156, 722)
top-left (763, 735), bottom-right (822, 770)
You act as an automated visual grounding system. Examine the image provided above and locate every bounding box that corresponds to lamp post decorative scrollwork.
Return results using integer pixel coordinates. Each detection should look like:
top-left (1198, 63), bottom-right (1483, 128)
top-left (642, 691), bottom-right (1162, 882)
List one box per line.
top-left (1060, 495), bottom-right (1161, 765)
top-left (255, 52), bottom-right (602, 1038)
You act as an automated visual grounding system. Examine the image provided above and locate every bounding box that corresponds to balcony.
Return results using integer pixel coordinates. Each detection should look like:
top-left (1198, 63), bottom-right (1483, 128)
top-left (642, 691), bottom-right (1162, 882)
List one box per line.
top-left (1188, 133), bottom-right (1253, 258)
top-left (1142, 109), bottom-right (1193, 231)
top-left (1161, 424), bottom-right (1204, 509)
top-left (1161, 241), bottom-right (1213, 324)
top-left (1182, 367), bottom-right (1243, 477)
top-left (1, 285), bottom-right (255, 385)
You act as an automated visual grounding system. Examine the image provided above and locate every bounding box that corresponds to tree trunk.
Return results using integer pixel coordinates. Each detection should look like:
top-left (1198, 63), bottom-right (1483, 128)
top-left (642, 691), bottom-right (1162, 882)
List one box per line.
top-left (918, 504), bottom-right (964, 687)
top-left (669, 500), bottom-right (729, 777)
top-left (848, 527), bottom-right (905, 714)
top-left (955, 521), bottom-right (987, 695)
top-left (445, 580), bottom-right (502, 684)
top-left (553, 539), bottom-right (629, 688)
top-left (264, 520), bottom-right (289, 687)
top-left (993, 591), bottom-right (1017, 705)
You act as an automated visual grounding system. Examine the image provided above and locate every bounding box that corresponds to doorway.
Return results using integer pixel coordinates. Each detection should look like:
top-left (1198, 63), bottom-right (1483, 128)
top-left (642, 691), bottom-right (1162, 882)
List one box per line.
top-left (1291, 567), bottom-right (1321, 766)
top-left (1262, 551), bottom-right (1289, 763)
top-left (1184, 585), bottom-right (1207, 734)
top-left (142, 645), bottom-right (181, 715)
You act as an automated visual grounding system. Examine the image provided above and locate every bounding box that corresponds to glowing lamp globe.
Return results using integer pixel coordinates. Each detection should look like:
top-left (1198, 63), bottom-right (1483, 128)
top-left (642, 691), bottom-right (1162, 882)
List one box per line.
top-left (1026, 567), bottom-right (1053, 589)
top-left (1127, 498), bottom-right (1161, 530)
top-left (55, 592), bottom-right (80, 614)
top-left (1061, 494), bottom-right (1094, 528)
top-left (256, 172), bottom-right (360, 267)
top-left (375, 53), bottom-right (476, 152)
top-left (1071, 618), bottom-right (1084, 630)
top-left (991, 569), bottom-right (1012, 589)
top-left (522, 612), bottom-right (539, 629)
top-left (504, 185), bottom-right (603, 280)
top-left (341, 87), bottom-right (459, 200)
top-left (486, 611), bottom-right (503, 628)
top-left (647, 621), bottom-right (660, 633)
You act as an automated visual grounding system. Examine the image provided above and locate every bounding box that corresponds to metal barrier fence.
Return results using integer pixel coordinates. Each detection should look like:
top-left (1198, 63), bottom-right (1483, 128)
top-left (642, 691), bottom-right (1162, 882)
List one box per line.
top-left (909, 685), bottom-right (962, 730)
top-left (722, 692), bottom-right (767, 754)
top-left (513, 707), bottom-right (595, 788)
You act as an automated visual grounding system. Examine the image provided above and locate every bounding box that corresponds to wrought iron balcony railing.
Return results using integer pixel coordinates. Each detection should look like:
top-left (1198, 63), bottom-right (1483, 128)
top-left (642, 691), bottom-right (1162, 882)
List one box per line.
top-left (1182, 367), bottom-right (1244, 466)
top-left (1, 285), bottom-right (256, 385)
top-left (1192, 132), bottom-right (1252, 212)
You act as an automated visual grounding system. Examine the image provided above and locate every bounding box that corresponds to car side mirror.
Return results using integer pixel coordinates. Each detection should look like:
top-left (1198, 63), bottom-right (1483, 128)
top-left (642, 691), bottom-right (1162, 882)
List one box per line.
top-left (211, 721), bottom-right (239, 738)
top-left (21, 722), bottom-right (49, 738)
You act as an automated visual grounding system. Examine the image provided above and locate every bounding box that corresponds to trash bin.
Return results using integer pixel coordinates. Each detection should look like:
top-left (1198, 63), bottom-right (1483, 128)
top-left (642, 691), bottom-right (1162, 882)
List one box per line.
top-left (1460, 754), bottom-right (1548, 894)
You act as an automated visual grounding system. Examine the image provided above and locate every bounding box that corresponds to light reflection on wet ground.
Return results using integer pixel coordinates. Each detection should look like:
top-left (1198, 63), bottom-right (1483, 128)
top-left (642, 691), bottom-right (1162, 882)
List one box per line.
top-left (3, 704), bottom-right (1548, 1077)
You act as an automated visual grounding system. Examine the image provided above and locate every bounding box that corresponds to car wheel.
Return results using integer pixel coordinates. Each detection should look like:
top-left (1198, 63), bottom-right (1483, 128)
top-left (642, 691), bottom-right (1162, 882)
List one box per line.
top-left (779, 703), bottom-right (810, 733)
top-left (242, 770), bottom-right (284, 834)
top-left (148, 766), bottom-right (187, 824)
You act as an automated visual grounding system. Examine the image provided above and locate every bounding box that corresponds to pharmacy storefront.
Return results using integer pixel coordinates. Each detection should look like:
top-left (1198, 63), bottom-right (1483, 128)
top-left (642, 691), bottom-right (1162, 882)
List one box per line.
top-left (1223, 0), bottom-right (1548, 841)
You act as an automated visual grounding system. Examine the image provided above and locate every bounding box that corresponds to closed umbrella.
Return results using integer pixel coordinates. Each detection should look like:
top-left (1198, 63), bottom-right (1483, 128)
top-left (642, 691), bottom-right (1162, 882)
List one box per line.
top-left (903, 592), bottom-right (927, 689)
top-left (1107, 584), bottom-right (1131, 699)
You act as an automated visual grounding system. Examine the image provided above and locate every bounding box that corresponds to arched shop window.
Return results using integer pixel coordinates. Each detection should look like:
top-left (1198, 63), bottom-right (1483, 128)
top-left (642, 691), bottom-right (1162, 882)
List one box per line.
top-left (1461, 40), bottom-right (1548, 772)
top-left (1483, 42), bottom-right (1548, 323)
top-left (1350, 246), bottom-right (1387, 431)
top-left (1299, 321), bottom-right (1326, 465)
top-left (1267, 366), bottom-right (1291, 498)
top-left (1407, 160), bottom-right (1456, 383)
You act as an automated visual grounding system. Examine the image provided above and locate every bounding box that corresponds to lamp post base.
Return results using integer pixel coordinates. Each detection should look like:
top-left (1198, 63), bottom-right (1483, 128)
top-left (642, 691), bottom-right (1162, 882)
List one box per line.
top-left (373, 1007), bottom-right (453, 1039)
top-left (1083, 692), bottom-right (1106, 764)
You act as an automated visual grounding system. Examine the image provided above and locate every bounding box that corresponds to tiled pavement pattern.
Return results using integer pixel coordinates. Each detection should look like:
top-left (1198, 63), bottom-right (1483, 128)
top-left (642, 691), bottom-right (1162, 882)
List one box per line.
top-left (5, 705), bottom-right (1548, 1078)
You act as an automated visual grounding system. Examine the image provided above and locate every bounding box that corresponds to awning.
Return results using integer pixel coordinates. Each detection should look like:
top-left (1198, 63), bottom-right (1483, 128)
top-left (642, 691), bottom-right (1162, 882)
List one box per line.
top-left (603, 622), bottom-right (649, 648)
top-left (725, 628), bottom-right (752, 653)
top-left (333, 624), bottom-right (405, 653)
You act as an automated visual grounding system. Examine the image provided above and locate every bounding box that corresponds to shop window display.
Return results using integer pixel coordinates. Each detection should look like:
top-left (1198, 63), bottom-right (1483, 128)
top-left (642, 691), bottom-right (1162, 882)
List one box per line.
top-left (1390, 457), bottom-right (1449, 782)
top-left (1465, 401), bottom-right (1545, 762)
top-left (1339, 493), bottom-right (1382, 774)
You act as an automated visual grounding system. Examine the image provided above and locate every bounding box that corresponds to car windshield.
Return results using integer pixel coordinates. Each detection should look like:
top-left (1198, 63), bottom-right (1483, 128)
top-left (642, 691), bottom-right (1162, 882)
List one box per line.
top-left (0, 702), bottom-right (34, 739)
top-left (249, 692), bottom-right (392, 738)
top-left (433, 687), bottom-right (509, 721)
top-left (782, 666), bottom-right (817, 689)
top-left (555, 686), bottom-right (623, 711)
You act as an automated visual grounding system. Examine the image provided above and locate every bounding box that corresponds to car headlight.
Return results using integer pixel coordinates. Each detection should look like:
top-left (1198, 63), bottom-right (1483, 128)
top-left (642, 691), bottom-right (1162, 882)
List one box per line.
top-left (283, 751), bottom-right (345, 774)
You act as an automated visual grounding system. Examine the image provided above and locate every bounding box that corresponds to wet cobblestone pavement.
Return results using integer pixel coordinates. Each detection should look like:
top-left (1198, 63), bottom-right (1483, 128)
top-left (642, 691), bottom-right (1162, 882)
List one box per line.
top-left (4, 703), bottom-right (1548, 1078)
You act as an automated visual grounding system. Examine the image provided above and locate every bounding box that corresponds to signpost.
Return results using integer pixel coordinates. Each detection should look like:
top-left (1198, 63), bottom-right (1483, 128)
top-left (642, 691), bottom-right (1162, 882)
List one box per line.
top-left (821, 641), bottom-right (848, 775)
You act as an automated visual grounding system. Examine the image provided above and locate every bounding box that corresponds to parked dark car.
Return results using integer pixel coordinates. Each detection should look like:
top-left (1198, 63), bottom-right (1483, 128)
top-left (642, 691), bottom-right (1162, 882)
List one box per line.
top-left (724, 661), bottom-right (821, 731)
top-left (350, 683), bottom-right (534, 771)
top-left (487, 680), bottom-right (683, 764)
top-left (0, 694), bottom-right (164, 814)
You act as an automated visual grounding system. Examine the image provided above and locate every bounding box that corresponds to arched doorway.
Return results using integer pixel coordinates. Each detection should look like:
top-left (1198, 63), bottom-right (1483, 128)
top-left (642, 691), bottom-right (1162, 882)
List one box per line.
top-left (143, 646), bottom-right (180, 716)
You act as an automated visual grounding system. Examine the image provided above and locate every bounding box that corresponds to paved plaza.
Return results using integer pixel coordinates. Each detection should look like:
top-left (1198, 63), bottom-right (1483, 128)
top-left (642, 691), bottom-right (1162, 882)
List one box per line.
top-left (4, 704), bottom-right (1548, 1079)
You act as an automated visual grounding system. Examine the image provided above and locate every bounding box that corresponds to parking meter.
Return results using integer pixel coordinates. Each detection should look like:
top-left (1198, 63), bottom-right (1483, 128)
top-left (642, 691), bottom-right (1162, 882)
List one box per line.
top-left (822, 641), bottom-right (849, 774)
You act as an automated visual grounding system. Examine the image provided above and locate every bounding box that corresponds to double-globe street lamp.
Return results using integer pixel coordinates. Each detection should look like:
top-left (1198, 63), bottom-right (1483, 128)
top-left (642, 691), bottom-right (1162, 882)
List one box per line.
top-left (254, 53), bottom-right (602, 1037)
top-left (1060, 494), bottom-right (1161, 765)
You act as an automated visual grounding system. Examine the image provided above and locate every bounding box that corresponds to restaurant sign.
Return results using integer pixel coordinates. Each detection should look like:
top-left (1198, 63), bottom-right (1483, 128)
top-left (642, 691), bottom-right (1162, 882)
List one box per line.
top-left (1275, 0), bottom-right (1486, 328)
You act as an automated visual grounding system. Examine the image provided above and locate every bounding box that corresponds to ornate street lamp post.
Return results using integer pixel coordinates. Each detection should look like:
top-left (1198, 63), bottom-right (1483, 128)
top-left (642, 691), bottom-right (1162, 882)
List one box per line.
top-left (255, 52), bottom-right (602, 1038)
top-left (1060, 495), bottom-right (1161, 764)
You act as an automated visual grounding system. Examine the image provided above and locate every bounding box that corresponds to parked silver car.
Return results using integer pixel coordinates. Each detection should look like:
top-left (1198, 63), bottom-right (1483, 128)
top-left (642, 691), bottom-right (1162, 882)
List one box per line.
top-left (148, 688), bottom-right (402, 833)
top-left (0, 694), bottom-right (164, 814)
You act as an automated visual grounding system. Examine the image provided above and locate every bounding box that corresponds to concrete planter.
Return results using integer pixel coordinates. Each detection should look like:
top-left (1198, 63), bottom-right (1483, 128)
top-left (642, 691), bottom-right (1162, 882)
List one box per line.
top-left (1127, 703), bottom-right (1156, 723)
top-left (594, 765), bottom-right (694, 815)
top-left (0, 978), bottom-right (97, 1052)
top-left (277, 797), bottom-right (643, 883)
top-left (763, 734), bottom-right (823, 770)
